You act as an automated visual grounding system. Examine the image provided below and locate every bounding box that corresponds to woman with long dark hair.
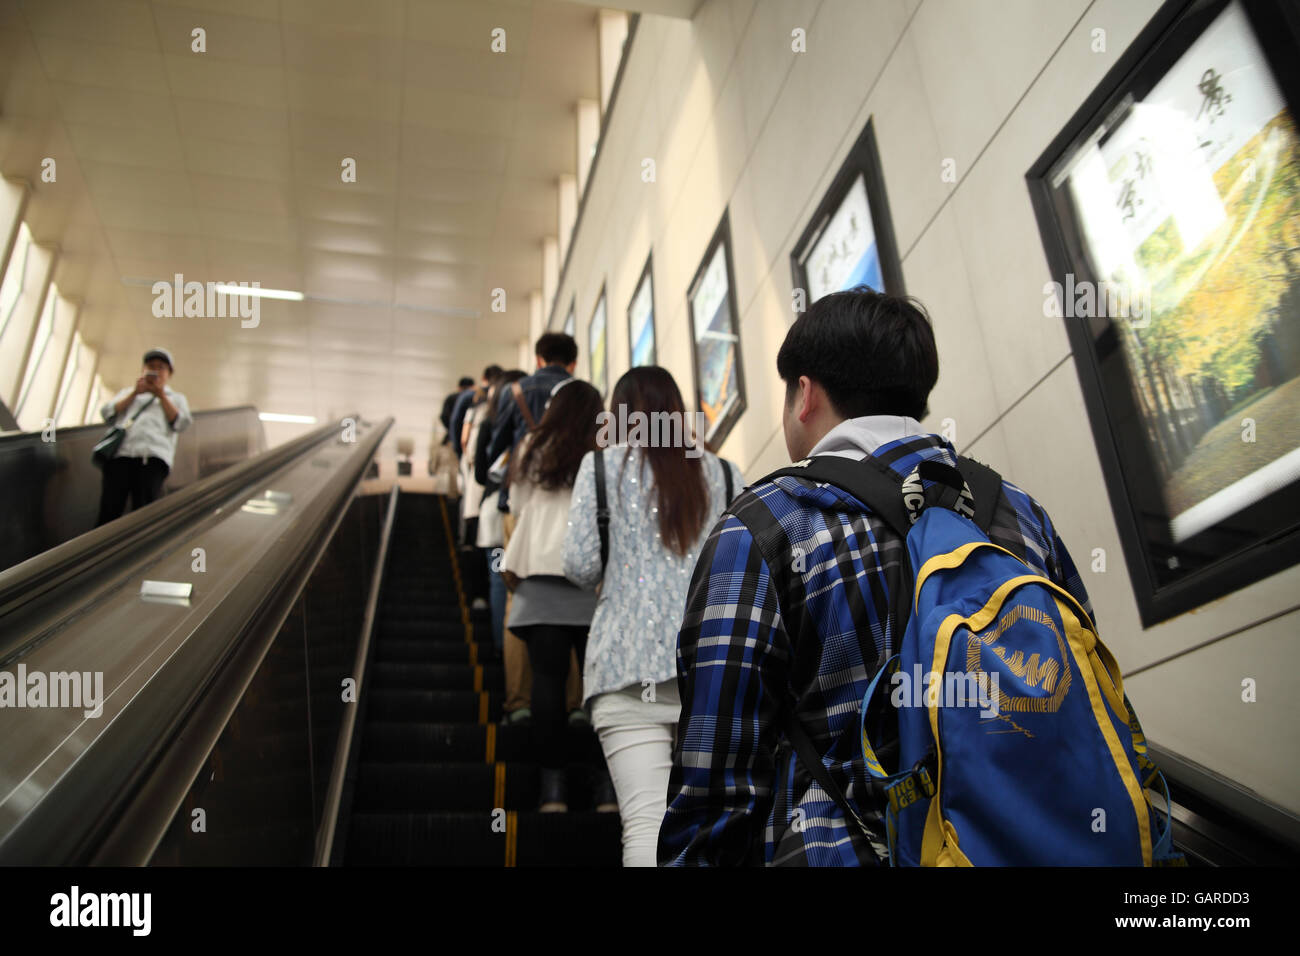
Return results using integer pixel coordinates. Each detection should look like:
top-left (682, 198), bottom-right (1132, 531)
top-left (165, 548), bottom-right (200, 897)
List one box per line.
top-left (563, 366), bottom-right (741, 865)
top-left (500, 378), bottom-right (610, 811)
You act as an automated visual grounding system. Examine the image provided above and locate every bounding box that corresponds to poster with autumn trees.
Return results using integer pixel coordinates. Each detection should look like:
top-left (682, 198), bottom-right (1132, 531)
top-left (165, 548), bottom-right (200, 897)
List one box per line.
top-left (1067, 1), bottom-right (1300, 540)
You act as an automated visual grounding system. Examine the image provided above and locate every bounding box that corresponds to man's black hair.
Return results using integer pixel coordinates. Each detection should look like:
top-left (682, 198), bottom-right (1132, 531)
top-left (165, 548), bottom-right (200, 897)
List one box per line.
top-left (535, 332), bottom-right (578, 366)
top-left (483, 364), bottom-right (504, 382)
top-left (776, 286), bottom-right (939, 421)
top-left (458, 376), bottom-right (475, 389)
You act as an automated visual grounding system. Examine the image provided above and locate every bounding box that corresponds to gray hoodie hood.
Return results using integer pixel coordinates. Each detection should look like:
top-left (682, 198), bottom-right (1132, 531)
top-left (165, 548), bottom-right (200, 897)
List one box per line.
top-left (806, 415), bottom-right (928, 461)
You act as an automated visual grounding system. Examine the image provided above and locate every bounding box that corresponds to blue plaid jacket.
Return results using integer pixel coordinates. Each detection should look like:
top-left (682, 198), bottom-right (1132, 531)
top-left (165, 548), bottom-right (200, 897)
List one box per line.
top-left (658, 432), bottom-right (1094, 866)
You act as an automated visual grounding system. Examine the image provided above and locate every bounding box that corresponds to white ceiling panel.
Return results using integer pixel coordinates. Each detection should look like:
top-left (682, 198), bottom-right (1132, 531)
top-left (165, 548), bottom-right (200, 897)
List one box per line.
top-left (150, 3), bottom-right (284, 64)
top-left (0, 0), bottom-right (605, 462)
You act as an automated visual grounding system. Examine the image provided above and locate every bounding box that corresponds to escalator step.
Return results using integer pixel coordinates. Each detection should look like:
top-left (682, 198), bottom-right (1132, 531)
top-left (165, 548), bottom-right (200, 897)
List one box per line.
top-left (361, 722), bottom-right (598, 764)
top-left (376, 621), bottom-right (467, 641)
top-left (352, 762), bottom-right (598, 812)
top-left (374, 639), bottom-right (487, 664)
top-left (345, 812), bottom-right (621, 866)
top-left (382, 589), bottom-right (461, 604)
top-left (382, 602), bottom-right (464, 619)
top-left (369, 662), bottom-right (503, 691)
top-left (366, 688), bottom-right (500, 723)
top-left (377, 642), bottom-right (496, 665)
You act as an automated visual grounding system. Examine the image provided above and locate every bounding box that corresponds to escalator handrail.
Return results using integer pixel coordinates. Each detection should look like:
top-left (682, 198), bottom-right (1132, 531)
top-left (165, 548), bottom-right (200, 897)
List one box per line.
top-left (0, 413), bottom-right (363, 659)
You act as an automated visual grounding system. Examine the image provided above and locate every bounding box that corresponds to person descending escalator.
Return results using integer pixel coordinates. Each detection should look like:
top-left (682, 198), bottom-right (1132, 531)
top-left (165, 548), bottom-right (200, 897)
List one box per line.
top-left (95, 347), bottom-right (193, 526)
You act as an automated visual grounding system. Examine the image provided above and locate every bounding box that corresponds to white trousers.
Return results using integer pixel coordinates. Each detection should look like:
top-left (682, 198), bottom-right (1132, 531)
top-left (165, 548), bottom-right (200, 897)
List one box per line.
top-left (590, 688), bottom-right (680, 867)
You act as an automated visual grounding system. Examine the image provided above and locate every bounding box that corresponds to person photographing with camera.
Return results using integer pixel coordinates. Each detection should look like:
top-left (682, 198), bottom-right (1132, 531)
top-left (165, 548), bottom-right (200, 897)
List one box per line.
top-left (95, 347), bottom-right (193, 526)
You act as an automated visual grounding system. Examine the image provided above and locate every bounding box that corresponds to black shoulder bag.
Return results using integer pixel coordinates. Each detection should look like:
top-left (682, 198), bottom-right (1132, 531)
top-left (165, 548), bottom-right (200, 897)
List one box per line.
top-left (91, 395), bottom-right (156, 469)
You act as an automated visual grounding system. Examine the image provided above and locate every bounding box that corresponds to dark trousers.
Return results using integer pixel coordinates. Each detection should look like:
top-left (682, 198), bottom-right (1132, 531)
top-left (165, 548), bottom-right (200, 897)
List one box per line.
top-left (517, 624), bottom-right (588, 770)
top-left (97, 456), bottom-right (169, 526)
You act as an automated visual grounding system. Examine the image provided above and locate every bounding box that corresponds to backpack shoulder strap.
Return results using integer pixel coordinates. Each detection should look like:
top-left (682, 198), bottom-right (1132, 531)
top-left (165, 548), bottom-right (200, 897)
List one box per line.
top-left (783, 710), bottom-right (881, 853)
top-left (763, 454), bottom-right (911, 537)
top-left (593, 449), bottom-right (610, 573)
top-left (723, 482), bottom-right (883, 861)
top-left (510, 381), bottom-right (537, 430)
top-left (767, 453), bottom-right (1003, 535)
top-left (124, 394), bottom-right (157, 427)
top-left (719, 456), bottom-right (735, 507)
top-left (955, 455), bottom-right (1002, 535)
top-left (758, 453), bottom-right (916, 666)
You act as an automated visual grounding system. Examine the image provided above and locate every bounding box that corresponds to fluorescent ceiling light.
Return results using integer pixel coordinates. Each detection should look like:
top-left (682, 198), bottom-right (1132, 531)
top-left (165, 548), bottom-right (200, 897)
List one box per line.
top-left (120, 277), bottom-right (475, 317)
top-left (259, 412), bottom-right (317, 424)
top-left (211, 283), bottom-right (304, 301)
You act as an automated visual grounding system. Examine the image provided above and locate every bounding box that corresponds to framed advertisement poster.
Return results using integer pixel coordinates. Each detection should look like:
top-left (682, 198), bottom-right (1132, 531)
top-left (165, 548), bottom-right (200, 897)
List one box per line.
top-left (589, 285), bottom-right (608, 397)
top-left (791, 118), bottom-right (905, 303)
top-left (1027, 0), bottom-right (1300, 625)
top-left (687, 211), bottom-right (746, 450)
top-left (628, 253), bottom-right (656, 367)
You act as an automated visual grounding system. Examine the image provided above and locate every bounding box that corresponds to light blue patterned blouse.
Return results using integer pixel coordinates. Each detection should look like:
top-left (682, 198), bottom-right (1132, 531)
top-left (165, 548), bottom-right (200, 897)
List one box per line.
top-left (563, 445), bottom-right (743, 704)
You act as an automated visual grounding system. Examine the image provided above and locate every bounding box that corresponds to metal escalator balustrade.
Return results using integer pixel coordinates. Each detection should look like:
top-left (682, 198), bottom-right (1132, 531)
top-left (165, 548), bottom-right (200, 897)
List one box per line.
top-left (0, 414), bottom-right (390, 864)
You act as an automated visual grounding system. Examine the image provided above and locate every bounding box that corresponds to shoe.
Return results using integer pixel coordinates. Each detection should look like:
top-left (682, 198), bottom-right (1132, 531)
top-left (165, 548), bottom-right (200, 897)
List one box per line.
top-left (500, 707), bottom-right (532, 727)
top-left (471, 597), bottom-right (488, 611)
top-left (593, 771), bottom-right (619, 813)
top-left (567, 707), bottom-right (590, 728)
top-left (539, 768), bottom-right (568, 813)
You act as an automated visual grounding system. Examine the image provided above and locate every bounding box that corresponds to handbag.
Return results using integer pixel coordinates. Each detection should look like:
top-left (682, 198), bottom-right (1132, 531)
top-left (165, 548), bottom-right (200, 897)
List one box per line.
top-left (91, 394), bottom-right (156, 468)
top-left (500, 481), bottom-right (572, 592)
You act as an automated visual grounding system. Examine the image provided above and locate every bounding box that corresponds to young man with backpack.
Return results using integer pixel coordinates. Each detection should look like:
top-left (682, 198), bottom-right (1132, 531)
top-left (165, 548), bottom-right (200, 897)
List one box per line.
top-left (657, 287), bottom-right (1156, 867)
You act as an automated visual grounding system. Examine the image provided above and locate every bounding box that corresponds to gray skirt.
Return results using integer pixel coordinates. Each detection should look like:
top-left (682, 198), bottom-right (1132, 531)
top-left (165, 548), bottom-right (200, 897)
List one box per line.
top-left (508, 575), bottom-right (597, 630)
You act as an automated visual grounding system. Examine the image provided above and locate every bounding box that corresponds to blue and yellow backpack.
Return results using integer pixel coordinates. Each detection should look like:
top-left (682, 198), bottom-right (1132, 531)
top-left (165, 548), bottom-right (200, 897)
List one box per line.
top-left (771, 453), bottom-right (1181, 866)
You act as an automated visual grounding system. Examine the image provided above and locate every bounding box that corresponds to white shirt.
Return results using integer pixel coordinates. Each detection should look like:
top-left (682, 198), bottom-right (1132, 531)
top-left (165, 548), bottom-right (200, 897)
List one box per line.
top-left (100, 386), bottom-right (193, 469)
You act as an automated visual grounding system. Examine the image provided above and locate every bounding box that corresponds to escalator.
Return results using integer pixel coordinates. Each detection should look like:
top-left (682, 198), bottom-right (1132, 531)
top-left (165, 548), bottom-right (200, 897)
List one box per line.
top-left (0, 408), bottom-right (1293, 867)
top-left (336, 493), bottom-right (621, 866)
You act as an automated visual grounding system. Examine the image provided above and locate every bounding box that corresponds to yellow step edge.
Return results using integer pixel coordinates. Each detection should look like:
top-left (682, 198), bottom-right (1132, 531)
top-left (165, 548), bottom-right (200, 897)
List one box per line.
top-left (493, 760), bottom-right (506, 807)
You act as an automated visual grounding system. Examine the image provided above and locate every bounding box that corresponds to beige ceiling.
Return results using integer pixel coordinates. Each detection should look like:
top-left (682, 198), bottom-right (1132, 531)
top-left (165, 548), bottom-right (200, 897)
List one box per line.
top-left (0, 0), bottom-right (605, 453)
